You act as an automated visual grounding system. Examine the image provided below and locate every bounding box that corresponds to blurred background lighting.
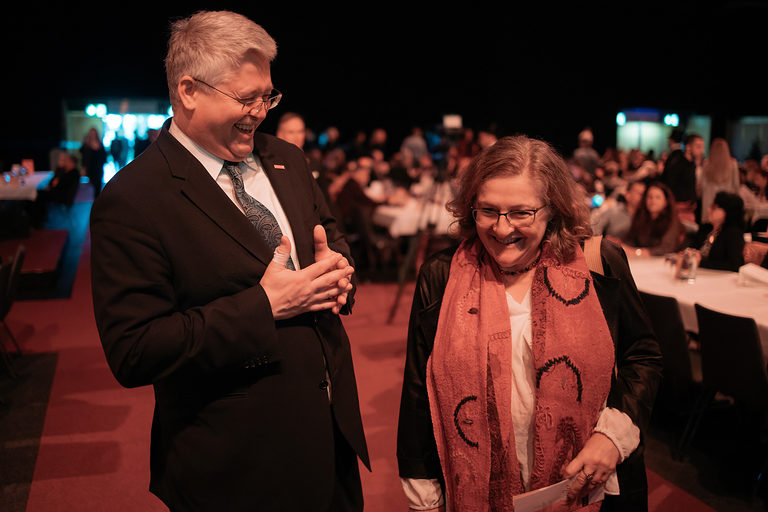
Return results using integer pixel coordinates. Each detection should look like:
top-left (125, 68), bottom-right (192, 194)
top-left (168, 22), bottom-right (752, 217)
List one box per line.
top-left (105, 114), bottom-right (123, 131)
top-left (122, 114), bottom-right (138, 136)
top-left (664, 113), bottom-right (680, 127)
top-left (148, 114), bottom-right (167, 129)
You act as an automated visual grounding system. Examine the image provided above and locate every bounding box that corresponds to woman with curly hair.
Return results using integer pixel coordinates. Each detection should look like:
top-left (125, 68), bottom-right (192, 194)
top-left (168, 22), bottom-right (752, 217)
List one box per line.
top-left (397, 135), bottom-right (662, 511)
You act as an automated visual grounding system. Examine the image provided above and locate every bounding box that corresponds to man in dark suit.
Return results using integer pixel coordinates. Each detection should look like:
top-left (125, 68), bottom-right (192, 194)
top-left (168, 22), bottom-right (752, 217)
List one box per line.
top-left (661, 132), bottom-right (703, 224)
top-left (90, 10), bottom-right (369, 511)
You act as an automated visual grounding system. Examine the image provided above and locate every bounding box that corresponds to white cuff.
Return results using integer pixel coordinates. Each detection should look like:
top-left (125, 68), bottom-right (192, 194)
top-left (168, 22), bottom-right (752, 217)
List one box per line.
top-left (400, 477), bottom-right (444, 510)
top-left (604, 473), bottom-right (620, 495)
top-left (593, 407), bottom-right (640, 463)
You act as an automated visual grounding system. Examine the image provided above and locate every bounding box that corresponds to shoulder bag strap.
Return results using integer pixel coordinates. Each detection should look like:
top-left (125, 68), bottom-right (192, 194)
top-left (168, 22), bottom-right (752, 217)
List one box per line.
top-left (584, 235), bottom-right (604, 276)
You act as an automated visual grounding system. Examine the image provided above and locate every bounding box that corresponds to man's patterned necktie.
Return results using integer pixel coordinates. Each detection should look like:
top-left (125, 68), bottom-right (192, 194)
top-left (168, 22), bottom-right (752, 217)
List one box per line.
top-left (222, 160), bottom-right (295, 270)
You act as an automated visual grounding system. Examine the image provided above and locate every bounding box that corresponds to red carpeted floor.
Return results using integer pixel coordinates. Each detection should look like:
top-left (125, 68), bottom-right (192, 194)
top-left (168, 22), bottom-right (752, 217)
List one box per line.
top-left (3, 222), bottom-right (723, 511)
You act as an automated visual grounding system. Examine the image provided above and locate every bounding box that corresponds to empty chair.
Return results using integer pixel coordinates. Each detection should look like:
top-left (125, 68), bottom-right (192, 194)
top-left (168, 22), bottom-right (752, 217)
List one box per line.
top-left (640, 291), bottom-right (701, 406)
top-left (0, 244), bottom-right (25, 354)
top-left (686, 304), bottom-right (768, 490)
top-left (640, 291), bottom-right (703, 457)
top-left (744, 240), bottom-right (768, 266)
top-left (696, 304), bottom-right (768, 409)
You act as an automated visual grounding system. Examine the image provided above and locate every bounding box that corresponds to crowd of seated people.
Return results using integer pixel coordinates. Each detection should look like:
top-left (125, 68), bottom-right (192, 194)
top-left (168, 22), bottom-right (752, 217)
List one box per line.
top-left (277, 118), bottom-right (768, 277)
top-left (581, 128), bottom-right (768, 269)
top-left (281, 120), bottom-right (474, 279)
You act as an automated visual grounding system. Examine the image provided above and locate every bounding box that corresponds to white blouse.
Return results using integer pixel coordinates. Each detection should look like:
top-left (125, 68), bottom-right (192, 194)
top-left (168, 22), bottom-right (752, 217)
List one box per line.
top-left (402, 289), bottom-right (640, 510)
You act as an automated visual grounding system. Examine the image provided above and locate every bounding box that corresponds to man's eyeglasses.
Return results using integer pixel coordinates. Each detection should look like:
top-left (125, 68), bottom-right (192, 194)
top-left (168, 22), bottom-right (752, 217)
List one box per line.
top-left (472, 205), bottom-right (548, 228)
top-left (193, 78), bottom-right (282, 114)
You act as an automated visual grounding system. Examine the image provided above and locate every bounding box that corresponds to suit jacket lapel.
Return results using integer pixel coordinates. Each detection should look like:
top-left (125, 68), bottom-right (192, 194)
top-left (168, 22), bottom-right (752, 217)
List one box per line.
top-left (254, 136), bottom-right (313, 269)
top-left (156, 126), bottom-right (274, 267)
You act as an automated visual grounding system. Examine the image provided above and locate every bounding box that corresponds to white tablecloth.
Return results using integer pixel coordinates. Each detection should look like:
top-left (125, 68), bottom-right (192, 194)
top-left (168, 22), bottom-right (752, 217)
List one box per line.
top-left (628, 255), bottom-right (768, 354)
top-left (0, 171), bottom-right (53, 201)
top-left (372, 183), bottom-right (455, 238)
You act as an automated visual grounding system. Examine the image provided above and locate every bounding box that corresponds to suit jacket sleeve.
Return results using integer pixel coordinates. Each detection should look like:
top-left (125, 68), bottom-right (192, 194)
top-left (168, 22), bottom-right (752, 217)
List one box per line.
top-left (599, 240), bottom-right (663, 434)
top-left (397, 249), bottom-right (452, 480)
top-left (90, 137), bottom-right (350, 389)
top-left (90, 186), bottom-right (281, 388)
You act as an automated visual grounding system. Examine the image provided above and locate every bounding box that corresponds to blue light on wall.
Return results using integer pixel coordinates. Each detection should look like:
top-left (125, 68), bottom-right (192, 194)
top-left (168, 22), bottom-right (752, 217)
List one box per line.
top-left (616, 112), bottom-right (626, 126)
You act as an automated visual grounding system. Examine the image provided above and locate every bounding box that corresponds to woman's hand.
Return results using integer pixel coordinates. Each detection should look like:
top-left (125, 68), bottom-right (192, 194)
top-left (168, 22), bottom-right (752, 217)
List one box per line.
top-left (561, 432), bottom-right (619, 504)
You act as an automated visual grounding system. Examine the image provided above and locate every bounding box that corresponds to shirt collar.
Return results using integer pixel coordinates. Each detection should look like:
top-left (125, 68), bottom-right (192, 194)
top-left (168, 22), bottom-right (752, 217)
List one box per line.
top-left (506, 288), bottom-right (532, 314)
top-left (168, 119), bottom-right (263, 180)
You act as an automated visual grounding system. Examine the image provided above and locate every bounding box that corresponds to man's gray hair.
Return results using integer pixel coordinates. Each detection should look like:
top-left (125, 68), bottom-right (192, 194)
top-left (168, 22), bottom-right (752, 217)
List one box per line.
top-left (165, 10), bottom-right (277, 106)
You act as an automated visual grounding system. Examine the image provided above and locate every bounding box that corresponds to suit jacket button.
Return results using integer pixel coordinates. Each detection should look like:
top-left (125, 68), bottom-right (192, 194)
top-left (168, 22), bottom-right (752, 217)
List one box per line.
top-left (319, 380), bottom-right (328, 390)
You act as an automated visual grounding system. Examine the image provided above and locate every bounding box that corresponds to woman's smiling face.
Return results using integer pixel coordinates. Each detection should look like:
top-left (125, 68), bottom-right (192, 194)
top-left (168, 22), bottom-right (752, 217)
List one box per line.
top-left (474, 172), bottom-right (549, 271)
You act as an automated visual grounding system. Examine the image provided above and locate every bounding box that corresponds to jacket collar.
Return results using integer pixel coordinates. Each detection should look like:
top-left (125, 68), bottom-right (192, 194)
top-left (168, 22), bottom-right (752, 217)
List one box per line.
top-left (252, 134), bottom-right (312, 269)
top-left (156, 119), bottom-right (301, 268)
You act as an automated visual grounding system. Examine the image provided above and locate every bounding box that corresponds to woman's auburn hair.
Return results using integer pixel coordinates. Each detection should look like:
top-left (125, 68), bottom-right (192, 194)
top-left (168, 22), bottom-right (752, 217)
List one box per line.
top-left (447, 135), bottom-right (592, 263)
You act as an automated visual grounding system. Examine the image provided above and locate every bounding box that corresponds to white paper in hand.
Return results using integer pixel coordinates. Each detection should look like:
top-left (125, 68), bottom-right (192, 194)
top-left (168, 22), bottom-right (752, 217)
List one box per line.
top-left (512, 476), bottom-right (604, 512)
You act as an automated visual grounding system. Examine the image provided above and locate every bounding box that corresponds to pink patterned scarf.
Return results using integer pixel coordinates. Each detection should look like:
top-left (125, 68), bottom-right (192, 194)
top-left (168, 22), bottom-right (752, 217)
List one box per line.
top-left (427, 238), bottom-right (614, 511)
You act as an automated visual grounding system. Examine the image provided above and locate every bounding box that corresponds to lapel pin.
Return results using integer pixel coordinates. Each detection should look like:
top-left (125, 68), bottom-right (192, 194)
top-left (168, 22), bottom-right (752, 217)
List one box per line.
top-left (273, 164), bottom-right (286, 170)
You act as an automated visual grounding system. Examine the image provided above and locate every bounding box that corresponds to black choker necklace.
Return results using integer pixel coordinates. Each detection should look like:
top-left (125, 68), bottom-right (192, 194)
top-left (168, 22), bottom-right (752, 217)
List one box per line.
top-left (498, 253), bottom-right (542, 276)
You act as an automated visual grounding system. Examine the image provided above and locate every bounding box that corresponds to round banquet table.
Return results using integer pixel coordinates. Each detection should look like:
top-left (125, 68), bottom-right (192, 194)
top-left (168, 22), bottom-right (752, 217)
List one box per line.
top-left (627, 255), bottom-right (768, 355)
top-left (0, 171), bottom-right (53, 201)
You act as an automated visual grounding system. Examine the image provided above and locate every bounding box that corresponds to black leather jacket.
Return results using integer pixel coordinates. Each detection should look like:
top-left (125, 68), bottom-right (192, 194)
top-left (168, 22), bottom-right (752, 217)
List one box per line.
top-left (397, 238), bottom-right (663, 511)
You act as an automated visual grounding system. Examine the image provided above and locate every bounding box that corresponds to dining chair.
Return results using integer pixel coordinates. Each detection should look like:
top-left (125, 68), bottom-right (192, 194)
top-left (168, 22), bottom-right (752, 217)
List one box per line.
top-left (744, 241), bottom-right (768, 266)
top-left (0, 244), bottom-right (25, 354)
top-left (695, 303), bottom-right (768, 409)
top-left (687, 304), bottom-right (768, 488)
top-left (639, 291), bottom-right (703, 458)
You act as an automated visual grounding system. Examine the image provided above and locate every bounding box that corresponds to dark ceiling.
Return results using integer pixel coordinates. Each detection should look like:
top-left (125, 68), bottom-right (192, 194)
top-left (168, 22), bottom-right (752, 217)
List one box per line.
top-left (3, 1), bottom-right (766, 163)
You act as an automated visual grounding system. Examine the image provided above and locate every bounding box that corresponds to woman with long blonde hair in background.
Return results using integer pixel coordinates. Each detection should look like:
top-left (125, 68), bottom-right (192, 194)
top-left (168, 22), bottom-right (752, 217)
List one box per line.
top-left (698, 137), bottom-right (739, 224)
